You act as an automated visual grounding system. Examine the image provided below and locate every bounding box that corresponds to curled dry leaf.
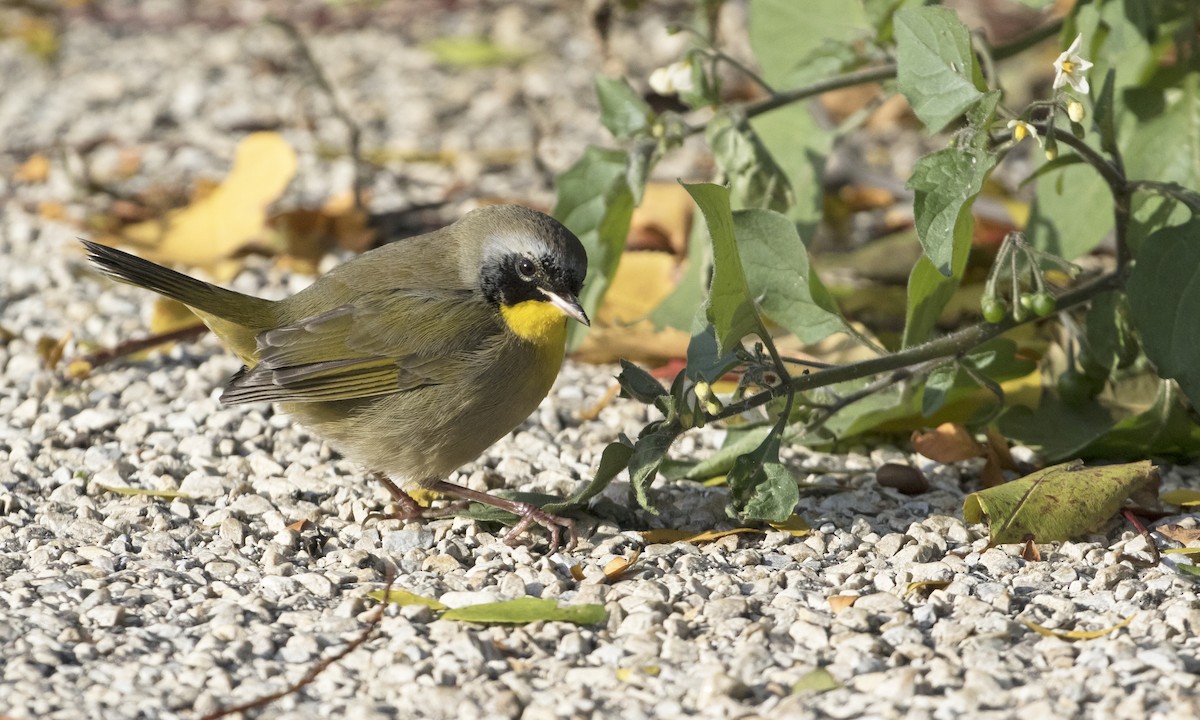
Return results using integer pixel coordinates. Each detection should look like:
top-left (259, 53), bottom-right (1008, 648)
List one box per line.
top-left (964, 460), bottom-right (1155, 545)
top-left (912, 422), bottom-right (983, 463)
top-left (602, 549), bottom-right (641, 582)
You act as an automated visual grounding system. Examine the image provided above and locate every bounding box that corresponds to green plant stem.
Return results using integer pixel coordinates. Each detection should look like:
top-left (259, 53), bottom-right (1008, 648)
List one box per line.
top-left (1129, 180), bottom-right (1200, 211)
top-left (992, 17), bottom-right (1064, 61)
top-left (682, 16), bottom-right (1065, 137)
top-left (713, 270), bottom-right (1125, 421)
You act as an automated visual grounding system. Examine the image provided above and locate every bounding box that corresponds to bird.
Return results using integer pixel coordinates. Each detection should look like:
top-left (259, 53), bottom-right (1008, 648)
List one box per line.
top-left (82, 204), bottom-right (590, 551)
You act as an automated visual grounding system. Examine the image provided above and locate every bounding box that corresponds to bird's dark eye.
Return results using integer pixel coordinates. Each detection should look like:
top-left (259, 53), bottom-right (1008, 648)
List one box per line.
top-left (516, 257), bottom-right (536, 280)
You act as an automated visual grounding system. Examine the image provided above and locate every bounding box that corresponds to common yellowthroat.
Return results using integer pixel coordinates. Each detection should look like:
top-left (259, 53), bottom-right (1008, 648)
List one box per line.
top-left (83, 204), bottom-right (590, 551)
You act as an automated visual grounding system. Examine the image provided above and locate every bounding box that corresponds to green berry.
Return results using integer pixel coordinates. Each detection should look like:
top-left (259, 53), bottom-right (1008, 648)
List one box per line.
top-left (981, 297), bottom-right (1007, 324)
top-left (1031, 292), bottom-right (1056, 317)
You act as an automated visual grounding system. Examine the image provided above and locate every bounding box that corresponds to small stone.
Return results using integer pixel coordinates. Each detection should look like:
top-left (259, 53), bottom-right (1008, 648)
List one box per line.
top-left (85, 604), bottom-right (125, 628)
top-left (383, 528), bottom-right (434, 553)
top-left (294, 573), bottom-right (336, 598)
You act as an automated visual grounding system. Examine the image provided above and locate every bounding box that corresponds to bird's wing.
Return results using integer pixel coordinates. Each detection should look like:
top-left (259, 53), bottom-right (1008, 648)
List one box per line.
top-left (220, 289), bottom-right (503, 404)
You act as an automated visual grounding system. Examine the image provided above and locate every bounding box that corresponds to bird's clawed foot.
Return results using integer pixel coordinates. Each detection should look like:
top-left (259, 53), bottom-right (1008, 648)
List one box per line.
top-left (366, 474), bottom-right (578, 553)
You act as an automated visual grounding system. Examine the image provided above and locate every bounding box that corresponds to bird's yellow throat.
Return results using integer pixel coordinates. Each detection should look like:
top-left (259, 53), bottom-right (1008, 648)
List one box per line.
top-left (501, 299), bottom-right (569, 346)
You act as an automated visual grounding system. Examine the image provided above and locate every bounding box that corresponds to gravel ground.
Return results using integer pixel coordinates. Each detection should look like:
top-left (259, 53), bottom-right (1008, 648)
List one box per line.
top-left (3, 3), bottom-right (1200, 719)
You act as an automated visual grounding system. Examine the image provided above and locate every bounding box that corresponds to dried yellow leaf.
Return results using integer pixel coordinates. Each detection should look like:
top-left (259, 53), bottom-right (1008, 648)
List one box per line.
top-left (602, 549), bottom-right (641, 582)
top-left (827, 595), bottom-right (859, 613)
top-left (1161, 489), bottom-right (1200, 506)
top-left (904, 580), bottom-right (950, 597)
top-left (1022, 614), bottom-right (1135, 640)
top-left (639, 527), bottom-right (762, 545)
top-left (15, 153), bottom-right (50, 183)
top-left (121, 132), bottom-right (298, 268)
top-left (36, 333), bottom-right (71, 369)
top-left (768, 515), bottom-right (812, 537)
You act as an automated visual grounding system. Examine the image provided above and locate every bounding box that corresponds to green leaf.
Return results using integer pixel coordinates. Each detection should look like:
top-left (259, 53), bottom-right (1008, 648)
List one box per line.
top-left (629, 424), bottom-right (681, 515)
top-left (440, 598), bottom-right (607, 625)
top-left (1095, 68), bottom-right (1117, 155)
top-left (1123, 72), bottom-right (1200, 256)
top-left (368, 589), bottom-right (448, 611)
top-left (727, 425), bottom-right (799, 522)
top-left (595, 76), bottom-right (654, 139)
top-left (907, 146), bottom-right (996, 276)
top-left (963, 460), bottom-right (1154, 544)
top-left (828, 338), bottom-right (1034, 438)
top-left (901, 255), bottom-right (964, 348)
top-left (1017, 153), bottom-right (1086, 189)
top-left (921, 363), bottom-right (960, 417)
top-left (649, 208), bottom-right (710, 330)
top-left (750, 102), bottom-right (834, 238)
top-left (685, 182), bottom-right (769, 354)
top-left (616, 359), bottom-right (668, 403)
top-left (894, 6), bottom-right (986, 133)
top-left (1084, 290), bottom-right (1125, 375)
top-left (684, 424), bottom-right (773, 481)
top-left (553, 146), bottom-right (636, 349)
top-left (684, 323), bottom-right (741, 384)
top-left (1127, 218), bottom-right (1200, 406)
top-left (1076, 381), bottom-right (1200, 461)
top-left (999, 396), bottom-right (1117, 461)
top-left (734, 208), bottom-right (847, 344)
top-left (707, 114), bottom-right (793, 212)
top-left (1027, 161), bottom-right (1113, 260)
top-left (545, 438), bottom-right (634, 514)
top-left (748, 0), bottom-right (869, 88)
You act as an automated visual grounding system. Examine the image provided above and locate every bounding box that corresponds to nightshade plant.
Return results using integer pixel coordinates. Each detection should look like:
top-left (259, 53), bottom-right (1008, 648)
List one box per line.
top-left (551, 0), bottom-right (1200, 523)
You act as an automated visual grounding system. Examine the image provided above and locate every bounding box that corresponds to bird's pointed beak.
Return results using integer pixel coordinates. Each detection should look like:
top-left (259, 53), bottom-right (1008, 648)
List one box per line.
top-left (540, 288), bottom-right (590, 326)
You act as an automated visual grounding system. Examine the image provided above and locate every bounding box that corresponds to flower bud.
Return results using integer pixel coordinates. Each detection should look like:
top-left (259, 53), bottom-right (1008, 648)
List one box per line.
top-left (1067, 100), bottom-right (1085, 123)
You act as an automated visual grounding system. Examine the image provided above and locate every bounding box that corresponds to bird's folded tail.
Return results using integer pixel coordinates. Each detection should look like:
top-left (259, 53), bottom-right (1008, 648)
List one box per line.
top-left (81, 239), bottom-right (277, 329)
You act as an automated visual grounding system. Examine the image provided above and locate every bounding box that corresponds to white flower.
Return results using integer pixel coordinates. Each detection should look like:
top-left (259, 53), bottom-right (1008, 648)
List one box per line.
top-left (648, 60), bottom-right (694, 96)
top-left (1053, 34), bottom-right (1094, 94)
top-left (1007, 119), bottom-right (1040, 145)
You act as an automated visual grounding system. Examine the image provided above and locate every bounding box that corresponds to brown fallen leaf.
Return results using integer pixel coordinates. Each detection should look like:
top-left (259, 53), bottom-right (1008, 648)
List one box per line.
top-left (827, 595), bottom-right (859, 613)
top-left (912, 423), bottom-right (983, 463)
top-left (1021, 536), bottom-right (1041, 561)
top-left (1157, 524), bottom-right (1200, 545)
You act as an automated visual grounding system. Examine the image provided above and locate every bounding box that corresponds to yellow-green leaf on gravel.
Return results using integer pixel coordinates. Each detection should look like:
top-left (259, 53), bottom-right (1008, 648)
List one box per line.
top-left (367, 589), bottom-right (448, 611)
top-left (792, 667), bottom-right (841, 694)
top-left (423, 37), bottom-right (530, 68)
top-left (1022, 614), bottom-right (1135, 640)
top-left (1161, 489), bottom-right (1200, 506)
top-left (963, 460), bottom-right (1154, 545)
top-left (439, 598), bottom-right (607, 625)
